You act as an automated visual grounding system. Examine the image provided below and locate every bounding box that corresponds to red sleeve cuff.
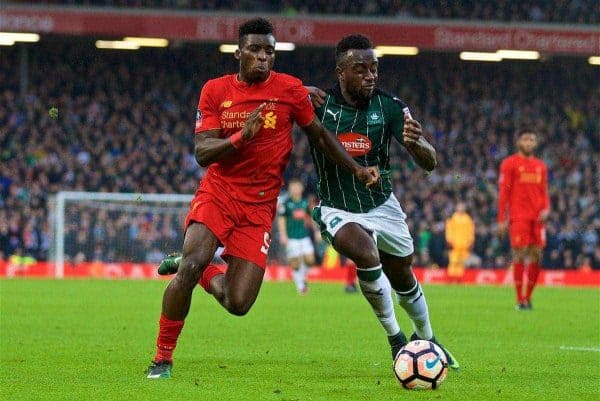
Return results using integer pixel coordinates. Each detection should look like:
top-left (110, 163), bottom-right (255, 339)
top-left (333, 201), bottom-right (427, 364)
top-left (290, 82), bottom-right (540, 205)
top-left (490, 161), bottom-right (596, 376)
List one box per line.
top-left (229, 130), bottom-right (244, 149)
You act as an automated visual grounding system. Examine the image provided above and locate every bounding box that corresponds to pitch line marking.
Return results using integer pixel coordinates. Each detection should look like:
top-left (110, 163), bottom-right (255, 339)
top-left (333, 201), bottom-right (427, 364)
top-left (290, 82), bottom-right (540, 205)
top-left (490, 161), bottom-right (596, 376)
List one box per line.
top-left (559, 346), bottom-right (600, 352)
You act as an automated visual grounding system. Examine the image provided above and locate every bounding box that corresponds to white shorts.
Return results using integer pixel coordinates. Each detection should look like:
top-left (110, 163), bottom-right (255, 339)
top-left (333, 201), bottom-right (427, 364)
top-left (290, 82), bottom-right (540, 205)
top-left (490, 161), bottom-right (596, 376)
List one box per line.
top-left (313, 194), bottom-right (414, 257)
top-left (286, 237), bottom-right (315, 259)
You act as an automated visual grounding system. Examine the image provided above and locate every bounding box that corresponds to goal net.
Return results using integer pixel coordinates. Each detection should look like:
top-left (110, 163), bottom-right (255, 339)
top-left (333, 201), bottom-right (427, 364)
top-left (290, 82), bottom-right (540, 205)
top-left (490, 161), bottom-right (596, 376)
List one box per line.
top-left (49, 192), bottom-right (193, 278)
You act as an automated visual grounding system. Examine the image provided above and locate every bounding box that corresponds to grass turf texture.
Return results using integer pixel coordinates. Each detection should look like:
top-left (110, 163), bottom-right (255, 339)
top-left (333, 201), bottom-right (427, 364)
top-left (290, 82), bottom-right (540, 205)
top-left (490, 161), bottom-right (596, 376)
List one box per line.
top-left (1, 279), bottom-right (599, 401)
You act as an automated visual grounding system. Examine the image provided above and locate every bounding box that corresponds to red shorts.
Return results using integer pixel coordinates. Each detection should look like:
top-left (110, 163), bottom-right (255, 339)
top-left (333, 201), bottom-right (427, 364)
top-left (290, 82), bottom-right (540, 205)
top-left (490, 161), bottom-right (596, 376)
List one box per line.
top-left (185, 188), bottom-right (276, 269)
top-left (509, 220), bottom-right (546, 248)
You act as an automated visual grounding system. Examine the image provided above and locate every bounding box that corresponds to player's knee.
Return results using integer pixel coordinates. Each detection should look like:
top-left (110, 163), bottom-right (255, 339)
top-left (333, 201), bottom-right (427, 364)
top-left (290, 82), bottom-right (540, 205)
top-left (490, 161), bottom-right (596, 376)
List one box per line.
top-left (226, 297), bottom-right (253, 316)
top-left (348, 246), bottom-right (379, 268)
top-left (177, 252), bottom-right (212, 287)
top-left (304, 255), bottom-right (315, 266)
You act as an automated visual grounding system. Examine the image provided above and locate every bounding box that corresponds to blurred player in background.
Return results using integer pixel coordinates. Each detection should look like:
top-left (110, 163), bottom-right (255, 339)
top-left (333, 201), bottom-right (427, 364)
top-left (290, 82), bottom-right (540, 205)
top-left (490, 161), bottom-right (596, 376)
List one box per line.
top-left (147, 18), bottom-right (378, 379)
top-left (445, 202), bottom-right (475, 283)
top-left (498, 129), bottom-right (549, 311)
top-left (308, 34), bottom-right (458, 368)
top-left (277, 178), bottom-right (320, 294)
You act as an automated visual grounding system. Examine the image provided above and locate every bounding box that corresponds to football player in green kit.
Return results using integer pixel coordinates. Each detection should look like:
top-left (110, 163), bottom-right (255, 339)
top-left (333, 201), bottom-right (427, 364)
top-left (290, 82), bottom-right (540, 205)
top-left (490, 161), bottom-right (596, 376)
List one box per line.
top-left (308, 34), bottom-right (459, 368)
top-left (277, 178), bottom-right (320, 294)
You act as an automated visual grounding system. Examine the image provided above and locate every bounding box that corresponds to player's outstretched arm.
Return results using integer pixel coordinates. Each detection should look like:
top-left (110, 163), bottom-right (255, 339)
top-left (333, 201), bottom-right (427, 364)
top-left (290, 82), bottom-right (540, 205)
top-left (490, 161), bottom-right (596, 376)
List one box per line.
top-left (301, 118), bottom-right (379, 187)
top-left (194, 103), bottom-right (266, 167)
top-left (402, 115), bottom-right (436, 172)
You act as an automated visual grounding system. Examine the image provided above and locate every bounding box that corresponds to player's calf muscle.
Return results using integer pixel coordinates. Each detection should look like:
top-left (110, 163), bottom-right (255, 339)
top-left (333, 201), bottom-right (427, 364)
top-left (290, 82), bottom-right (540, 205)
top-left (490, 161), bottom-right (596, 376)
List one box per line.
top-left (385, 265), bottom-right (415, 291)
top-left (381, 253), bottom-right (415, 290)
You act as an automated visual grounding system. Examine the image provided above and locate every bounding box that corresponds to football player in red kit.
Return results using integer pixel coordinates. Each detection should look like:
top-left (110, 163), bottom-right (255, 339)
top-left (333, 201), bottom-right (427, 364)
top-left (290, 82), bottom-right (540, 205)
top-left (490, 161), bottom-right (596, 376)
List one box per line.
top-left (498, 129), bottom-right (550, 311)
top-left (146, 18), bottom-right (378, 378)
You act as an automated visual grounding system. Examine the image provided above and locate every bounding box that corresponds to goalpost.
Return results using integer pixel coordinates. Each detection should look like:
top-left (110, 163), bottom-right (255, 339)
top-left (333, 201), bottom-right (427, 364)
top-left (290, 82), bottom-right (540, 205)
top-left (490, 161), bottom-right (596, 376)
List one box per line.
top-left (49, 191), bottom-right (193, 278)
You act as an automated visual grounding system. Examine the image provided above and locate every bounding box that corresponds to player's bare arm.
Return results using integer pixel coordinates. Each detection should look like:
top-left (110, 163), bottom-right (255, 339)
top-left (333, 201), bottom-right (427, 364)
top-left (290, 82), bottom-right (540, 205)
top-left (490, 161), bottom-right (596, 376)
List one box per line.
top-left (402, 115), bottom-right (436, 172)
top-left (497, 158), bottom-right (512, 236)
top-left (194, 103), bottom-right (266, 167)
top-left (301, 118), bottom-right (379, 187)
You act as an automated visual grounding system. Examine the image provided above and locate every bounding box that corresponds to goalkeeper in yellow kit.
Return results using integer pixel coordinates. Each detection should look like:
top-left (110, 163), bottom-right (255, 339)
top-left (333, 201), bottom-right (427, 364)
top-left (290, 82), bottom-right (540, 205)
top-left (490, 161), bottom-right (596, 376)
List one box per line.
top-left (445, 202), bottom-right (474, 283)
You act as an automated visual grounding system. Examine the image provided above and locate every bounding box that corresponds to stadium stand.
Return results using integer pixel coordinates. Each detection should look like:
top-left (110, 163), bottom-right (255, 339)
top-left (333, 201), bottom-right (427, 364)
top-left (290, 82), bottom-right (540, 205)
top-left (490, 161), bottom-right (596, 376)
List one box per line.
top-left (1, 41), bottom-right (598, 269)
top-left (19, 0), bottom-right (600, 23)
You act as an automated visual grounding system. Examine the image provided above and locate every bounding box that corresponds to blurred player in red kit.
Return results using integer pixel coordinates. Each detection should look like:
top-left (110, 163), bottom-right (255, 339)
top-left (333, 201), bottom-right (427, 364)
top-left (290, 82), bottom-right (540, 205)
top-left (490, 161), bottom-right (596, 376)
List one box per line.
top-left (498, 129), bottom-right (550, 311)
top-left (146, 18), bottom-right (378, 378)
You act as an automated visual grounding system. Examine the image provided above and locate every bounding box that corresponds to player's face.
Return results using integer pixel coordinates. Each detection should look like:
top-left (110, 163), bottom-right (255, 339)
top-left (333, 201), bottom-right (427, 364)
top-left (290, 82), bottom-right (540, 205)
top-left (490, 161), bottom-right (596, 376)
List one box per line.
top-left (236, 34), bottom-right (276, 83)
top-left (337, 49), bottom-right (378, 105)
top-left (288, 181), bottom-right (304, 199)
top-left (517, 133), bottom-right (537, 156)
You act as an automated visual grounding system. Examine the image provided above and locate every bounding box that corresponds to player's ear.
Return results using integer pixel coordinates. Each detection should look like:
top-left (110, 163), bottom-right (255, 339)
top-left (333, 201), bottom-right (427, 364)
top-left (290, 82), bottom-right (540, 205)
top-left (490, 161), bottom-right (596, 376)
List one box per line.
top-left (234, 48), bottom-right (241, 60)
top-left (335, 66), bottom-right (344, 82)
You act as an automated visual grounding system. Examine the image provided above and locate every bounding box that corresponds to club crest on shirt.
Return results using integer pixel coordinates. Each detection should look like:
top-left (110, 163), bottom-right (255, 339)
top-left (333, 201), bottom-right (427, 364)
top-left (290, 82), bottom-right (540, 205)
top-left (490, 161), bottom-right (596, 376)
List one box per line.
top-left (263, 111), bottom-right (277, 129)
top-left (195, 110), bottom-right (202, 129)
top-left (367, 111), bottom-right (382, 125)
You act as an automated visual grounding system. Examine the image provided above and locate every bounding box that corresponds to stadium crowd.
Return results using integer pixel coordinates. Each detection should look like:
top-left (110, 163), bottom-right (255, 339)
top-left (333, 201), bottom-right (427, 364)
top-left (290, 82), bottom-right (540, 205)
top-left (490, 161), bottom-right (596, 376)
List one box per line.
top-left (1, 41), bottom-right (598, 269)
top-left (13, 0), bottom-right (600, 24)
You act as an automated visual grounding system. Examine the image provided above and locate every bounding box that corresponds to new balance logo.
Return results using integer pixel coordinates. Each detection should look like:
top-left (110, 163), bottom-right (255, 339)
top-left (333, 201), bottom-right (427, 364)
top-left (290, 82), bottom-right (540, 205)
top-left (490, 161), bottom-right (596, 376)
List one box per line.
top-left (326, 109), bottom-right (340, 121)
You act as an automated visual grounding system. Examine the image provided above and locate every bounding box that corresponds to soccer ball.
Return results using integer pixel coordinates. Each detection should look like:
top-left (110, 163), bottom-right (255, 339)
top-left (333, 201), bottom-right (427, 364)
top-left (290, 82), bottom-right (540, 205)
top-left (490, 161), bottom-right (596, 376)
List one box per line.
top-left (393, 340), bottom-right (448, 389)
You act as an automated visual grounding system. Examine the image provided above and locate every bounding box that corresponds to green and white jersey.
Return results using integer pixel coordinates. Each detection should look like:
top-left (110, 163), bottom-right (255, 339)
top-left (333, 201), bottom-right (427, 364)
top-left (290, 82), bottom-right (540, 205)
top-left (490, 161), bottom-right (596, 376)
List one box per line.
top-left (278, 197), bottom-right (310, 239)
top-left (311, 85), bottom-right (408, 213)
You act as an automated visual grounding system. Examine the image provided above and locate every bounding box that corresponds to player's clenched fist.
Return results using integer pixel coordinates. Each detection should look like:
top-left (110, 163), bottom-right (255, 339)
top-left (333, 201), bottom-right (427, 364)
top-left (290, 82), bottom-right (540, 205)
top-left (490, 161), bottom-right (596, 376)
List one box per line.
top-left (242, 103), bottom-right (266, 140)
top-left (402, 115), bottom-right (423, 147)
top-left (355, 165), bottom-right (380, 188)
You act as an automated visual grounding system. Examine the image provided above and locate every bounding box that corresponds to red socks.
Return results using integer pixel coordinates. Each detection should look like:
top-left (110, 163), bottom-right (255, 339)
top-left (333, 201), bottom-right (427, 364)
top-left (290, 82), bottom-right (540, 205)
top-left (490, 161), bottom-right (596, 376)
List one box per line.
top-left (153, 265), bottom-right (225, 363)
top-left (513, 262), bottom-right (525, 303)
top-left (199, 264), bottom-right (224, 292)
top-left (154, 314), bottom-right (184, 363)
top-left (514, 262), bottom-right (541, 303)
top-left (525, 262), bottom-right (541, 302)
top-left (345, 264), bottom-right (357, 287)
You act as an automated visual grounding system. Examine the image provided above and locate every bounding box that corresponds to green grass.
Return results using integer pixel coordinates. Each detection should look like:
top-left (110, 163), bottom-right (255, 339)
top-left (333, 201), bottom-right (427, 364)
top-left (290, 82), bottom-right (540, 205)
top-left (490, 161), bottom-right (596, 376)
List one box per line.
top-left (1, 279), bottom-right (599, 401)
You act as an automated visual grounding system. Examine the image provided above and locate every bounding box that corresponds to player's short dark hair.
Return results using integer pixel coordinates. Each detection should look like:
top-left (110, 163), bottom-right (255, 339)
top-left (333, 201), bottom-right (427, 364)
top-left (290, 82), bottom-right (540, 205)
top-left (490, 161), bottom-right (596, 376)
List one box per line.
top-left (289, 177), bottom-right (303, 185)
top-left (238, 18), bottom-right (274, 43)
top-left (517, 128), bottom-right (537, 137)
top-left (335, 34), bottom-right (373, 64)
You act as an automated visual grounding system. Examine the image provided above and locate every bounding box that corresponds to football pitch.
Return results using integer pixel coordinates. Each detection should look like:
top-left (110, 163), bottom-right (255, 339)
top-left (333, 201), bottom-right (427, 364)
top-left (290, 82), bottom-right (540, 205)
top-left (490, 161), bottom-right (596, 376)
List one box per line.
top-left (1, 279), bottom-right (598, 401)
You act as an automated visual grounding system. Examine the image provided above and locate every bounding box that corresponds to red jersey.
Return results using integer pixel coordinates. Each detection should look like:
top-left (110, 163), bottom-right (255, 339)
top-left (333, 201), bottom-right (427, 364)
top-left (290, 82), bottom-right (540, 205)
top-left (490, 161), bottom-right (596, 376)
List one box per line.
top-left (498, 154), bottom-right (550, 222)
top-left (195, 71), bottom-right (314, 203)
